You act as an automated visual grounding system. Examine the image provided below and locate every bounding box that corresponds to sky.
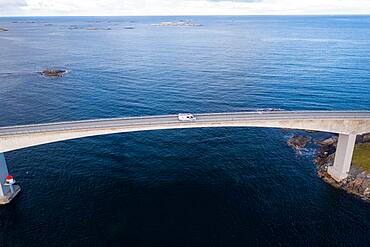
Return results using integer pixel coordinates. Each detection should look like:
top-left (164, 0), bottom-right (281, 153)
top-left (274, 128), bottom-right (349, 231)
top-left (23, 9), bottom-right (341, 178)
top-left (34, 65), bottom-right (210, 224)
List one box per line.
top-left (1, 0), bottom-right (370, 16)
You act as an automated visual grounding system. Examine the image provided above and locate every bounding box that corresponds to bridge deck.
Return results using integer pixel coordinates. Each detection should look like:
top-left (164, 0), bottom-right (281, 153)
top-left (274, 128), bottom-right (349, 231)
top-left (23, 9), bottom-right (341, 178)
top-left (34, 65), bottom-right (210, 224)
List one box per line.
top-left (1, 111), bottom-right (370, 137)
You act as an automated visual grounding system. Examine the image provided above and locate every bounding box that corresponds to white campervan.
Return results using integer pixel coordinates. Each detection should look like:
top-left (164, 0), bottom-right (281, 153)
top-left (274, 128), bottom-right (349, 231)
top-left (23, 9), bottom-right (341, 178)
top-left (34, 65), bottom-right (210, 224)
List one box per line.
top-left (178, 113), bottom-right (196, 121)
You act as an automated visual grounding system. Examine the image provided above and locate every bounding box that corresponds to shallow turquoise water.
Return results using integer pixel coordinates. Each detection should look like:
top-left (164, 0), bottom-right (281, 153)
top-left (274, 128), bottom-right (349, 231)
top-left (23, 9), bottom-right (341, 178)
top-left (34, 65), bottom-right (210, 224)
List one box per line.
top-left (0, 16), bottom-right (370, 246)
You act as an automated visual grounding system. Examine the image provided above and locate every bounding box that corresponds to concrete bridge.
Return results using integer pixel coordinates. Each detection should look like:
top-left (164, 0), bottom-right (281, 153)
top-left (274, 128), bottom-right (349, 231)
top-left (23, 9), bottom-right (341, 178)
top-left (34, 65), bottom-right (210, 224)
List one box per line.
top-left (1, 111), bottom-right (369, 204)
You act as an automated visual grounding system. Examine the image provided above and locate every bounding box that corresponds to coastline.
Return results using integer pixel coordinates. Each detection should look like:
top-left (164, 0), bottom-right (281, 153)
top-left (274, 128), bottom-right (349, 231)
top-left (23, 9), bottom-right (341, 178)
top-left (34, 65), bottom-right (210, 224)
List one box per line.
top-left (288, 133), bottom-right (370, 201)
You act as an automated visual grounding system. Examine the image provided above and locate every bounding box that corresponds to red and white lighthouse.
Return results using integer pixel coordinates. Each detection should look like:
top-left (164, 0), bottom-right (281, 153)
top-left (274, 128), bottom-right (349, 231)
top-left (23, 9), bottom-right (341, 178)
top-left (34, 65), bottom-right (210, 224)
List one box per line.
top-left (4, 175), bottom-right (16, 193)
top-left (5, 175), bottom-right (15, 185)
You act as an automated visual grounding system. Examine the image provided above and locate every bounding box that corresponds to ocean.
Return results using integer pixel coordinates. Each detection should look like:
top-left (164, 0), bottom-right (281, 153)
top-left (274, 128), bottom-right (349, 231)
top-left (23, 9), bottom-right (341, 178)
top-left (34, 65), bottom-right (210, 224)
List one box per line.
top-left (0, 16), bottom-right (370, 246)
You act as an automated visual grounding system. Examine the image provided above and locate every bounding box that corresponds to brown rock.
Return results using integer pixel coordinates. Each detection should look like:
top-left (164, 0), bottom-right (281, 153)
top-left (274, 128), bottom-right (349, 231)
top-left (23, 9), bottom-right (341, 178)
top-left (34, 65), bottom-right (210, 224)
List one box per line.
top-left (41, 69), bottom-right (67, 77)
top-left (287, 135), bottom-right (312, 150)
top-left (344, 172), bottom-right (370, 196)
top-left (315, 136), bottom-right (338, 146)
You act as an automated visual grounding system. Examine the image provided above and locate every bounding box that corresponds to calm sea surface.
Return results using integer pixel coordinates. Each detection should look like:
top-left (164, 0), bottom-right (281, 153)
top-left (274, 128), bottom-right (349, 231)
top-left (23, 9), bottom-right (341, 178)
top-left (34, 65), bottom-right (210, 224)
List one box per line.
top-left (0, 16), bottom-right (370, 246)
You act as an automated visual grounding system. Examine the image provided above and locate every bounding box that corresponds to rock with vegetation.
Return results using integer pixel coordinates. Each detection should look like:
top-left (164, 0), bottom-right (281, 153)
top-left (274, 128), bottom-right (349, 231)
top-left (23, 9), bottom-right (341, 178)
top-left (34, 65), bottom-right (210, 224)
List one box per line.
top-left (41, 69), bottom-right (67, 77)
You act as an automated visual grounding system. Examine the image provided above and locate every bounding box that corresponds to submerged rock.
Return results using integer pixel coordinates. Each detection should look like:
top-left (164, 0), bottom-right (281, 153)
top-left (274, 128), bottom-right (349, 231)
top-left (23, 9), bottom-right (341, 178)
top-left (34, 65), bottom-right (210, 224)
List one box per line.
top-left (41, 69), bottom-right (67, 77)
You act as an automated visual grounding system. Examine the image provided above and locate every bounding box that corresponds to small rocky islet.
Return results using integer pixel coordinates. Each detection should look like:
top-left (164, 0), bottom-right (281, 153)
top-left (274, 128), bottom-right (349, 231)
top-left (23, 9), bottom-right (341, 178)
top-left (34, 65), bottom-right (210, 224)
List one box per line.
top-left (287, 134), bottom-right (312, 150)
top-left (40, 69), bottom-right (67, 77)
top-left (287, 133), bottom-right (370, 201)
top-left (152, 20), bottom-right (202, 27)
top-left (68, 25), bottom-right (112, 31)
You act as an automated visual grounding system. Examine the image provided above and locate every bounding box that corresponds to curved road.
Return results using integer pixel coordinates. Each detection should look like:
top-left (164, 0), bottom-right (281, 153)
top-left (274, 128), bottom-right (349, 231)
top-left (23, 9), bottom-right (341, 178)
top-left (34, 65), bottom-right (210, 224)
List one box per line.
top-left (1, 111), bottom-right (370, 136)
top-left (0, 111), bottom-right (370, 153)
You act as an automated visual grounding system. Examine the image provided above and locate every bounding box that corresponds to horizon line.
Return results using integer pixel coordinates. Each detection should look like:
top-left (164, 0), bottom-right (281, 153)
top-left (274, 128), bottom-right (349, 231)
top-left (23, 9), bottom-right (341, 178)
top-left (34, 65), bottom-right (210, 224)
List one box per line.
top-left (2, 13), bottom-right (370, 18)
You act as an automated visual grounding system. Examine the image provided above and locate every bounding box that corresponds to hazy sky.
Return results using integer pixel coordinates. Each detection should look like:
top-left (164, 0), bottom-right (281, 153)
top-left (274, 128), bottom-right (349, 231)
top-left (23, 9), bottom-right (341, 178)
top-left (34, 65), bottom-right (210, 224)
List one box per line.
top-left (1, 0), bottom-right (370, 16)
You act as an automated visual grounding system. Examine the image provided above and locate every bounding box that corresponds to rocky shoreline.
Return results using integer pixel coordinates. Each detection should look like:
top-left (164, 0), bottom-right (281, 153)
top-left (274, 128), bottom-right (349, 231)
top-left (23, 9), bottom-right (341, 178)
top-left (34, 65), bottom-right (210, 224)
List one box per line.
top-left (288, 133), bottom-right (370, 201)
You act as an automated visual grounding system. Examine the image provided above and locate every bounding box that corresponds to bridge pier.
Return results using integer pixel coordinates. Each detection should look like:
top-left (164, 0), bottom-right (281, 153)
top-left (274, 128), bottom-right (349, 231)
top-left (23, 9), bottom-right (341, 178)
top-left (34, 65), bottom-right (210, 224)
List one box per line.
top-left (327, 134), bottom-right (356, 182)
top-left (0, 153), bottom-right (20, 205)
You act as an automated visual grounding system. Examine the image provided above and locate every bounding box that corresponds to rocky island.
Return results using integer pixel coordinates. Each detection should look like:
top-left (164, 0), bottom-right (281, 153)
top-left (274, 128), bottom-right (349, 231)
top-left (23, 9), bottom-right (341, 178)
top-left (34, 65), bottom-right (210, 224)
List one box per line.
top-left (68, 25), bottom-right (112, 31)
top-left (85, 27), bottom-right (111, 31)
top-left (152, 20), bottom-right (202, 27)
top-left (288, 133), bottom-right (370, 201)
top-left (40, 69), bottom-right (67, 77)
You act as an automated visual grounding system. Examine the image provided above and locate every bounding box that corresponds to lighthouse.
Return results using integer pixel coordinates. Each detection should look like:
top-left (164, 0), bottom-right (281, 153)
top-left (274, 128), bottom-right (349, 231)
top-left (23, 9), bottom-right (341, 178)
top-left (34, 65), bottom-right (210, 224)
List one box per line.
top-left (5, 175), bottom-right (16, 194)
top-left (0, 153), bottom-right (21, 204)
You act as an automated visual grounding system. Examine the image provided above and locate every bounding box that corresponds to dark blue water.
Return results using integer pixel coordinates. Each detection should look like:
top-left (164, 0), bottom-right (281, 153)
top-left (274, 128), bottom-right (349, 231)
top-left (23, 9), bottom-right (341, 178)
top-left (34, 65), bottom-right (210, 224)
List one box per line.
top-left (0, 16), bottom-right (370, 246)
